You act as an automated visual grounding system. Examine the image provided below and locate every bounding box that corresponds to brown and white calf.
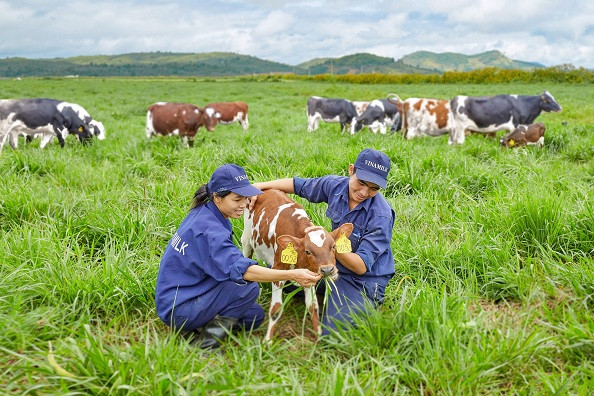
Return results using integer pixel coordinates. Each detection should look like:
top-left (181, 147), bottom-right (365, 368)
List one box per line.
top-left (241, 189), bottom-right (353, 341)
top-left (205, 101), bottom-right (249, 131)
top-left (146, 102), bottom-right (216, 147)
top-left (500, 122), bottom-right (546, 148)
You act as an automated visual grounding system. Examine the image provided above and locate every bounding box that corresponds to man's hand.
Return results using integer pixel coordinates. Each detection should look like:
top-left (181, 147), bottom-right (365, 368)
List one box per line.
top-left (290, 269), bottom-right (322, 287)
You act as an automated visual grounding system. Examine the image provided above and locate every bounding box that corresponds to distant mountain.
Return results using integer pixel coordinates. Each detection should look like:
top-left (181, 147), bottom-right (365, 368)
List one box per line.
top-left (0, 52), bottom-right (298, 78)
top-left (400, 50), bottom-right (544, 72)
top-left (0, 50), bottom-right (545, 78)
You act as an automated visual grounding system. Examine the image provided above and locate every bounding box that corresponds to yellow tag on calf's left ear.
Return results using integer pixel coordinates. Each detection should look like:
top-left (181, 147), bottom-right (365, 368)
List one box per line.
top-left (509, 139), bottom-right (515, 146)
top-left (281, 243), bottom-right (298, 265)
top-left (336, 232), bottom-right (352, 254)
top-left (78, 126), bottom-right (83, 132)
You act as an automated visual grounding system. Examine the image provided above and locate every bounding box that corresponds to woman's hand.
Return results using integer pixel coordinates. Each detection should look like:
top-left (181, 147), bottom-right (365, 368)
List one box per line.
top-left (290, 269), bottom-right (322, 287)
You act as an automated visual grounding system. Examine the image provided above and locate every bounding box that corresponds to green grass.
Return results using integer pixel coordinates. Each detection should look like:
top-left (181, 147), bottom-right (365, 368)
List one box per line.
top-left (1, 77), bottom-right (593, 394)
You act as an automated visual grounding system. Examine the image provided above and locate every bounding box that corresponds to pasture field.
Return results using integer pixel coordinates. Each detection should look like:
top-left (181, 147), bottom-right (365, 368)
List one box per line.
top-left (1, 77), bottom-right (593, 394)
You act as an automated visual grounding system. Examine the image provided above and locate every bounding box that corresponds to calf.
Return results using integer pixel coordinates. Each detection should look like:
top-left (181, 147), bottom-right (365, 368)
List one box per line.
top-left (352, 98), bottom-right (401, 134)
top-left (241, 189), bottom-right (353, 341)
top-left (449, 91), bottom-right (561, 145)
top-left (205, 101), bottom-right (249, 131)
top-left (0, 98), bottom-right (93, 154)
top-left (146, 102), bottom-right (216, 147)
top-left (306, 96), bottom-right (358, 133)
top-left (388, 96), bottom-right (453, 141)
top-left (500, 122), bottom-right (546, 148)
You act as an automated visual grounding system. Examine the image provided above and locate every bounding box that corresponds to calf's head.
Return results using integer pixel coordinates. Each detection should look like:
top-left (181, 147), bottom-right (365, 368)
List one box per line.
top-left (276, 223), bottom-right (354, 280)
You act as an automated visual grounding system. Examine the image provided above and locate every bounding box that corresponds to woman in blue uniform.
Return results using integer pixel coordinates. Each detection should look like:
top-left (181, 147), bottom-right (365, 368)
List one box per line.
top-left (250, 148), bottom-right (395, 334)
top-left (155, 163), bottom-right (321, 349)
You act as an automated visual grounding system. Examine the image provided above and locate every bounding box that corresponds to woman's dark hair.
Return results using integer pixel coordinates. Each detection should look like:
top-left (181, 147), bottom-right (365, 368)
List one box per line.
top-left (191, 184), bottom-right (232, 209)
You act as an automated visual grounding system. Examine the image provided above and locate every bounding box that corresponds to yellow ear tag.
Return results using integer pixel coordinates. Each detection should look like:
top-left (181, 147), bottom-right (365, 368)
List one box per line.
top-left (336, 232), bottom-right (352, 253)
top-left (281, 243), bottom-right (298, 265)
top-left (509, 139), bottom-right (515, 146)
top-left (78, 126), bottom-right (83, 132)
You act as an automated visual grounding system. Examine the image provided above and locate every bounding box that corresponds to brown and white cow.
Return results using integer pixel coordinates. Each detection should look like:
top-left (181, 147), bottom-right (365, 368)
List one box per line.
top-left (205, 101), bottom-right (249, 131)
top-left (500, 122), bottom-right (546, 148)
top-left (146, 102), bottom-right (216, 147)
top-left (389, 96), bottom-right (453, 141)
top-left (241, 189), bottom-right (353, 341)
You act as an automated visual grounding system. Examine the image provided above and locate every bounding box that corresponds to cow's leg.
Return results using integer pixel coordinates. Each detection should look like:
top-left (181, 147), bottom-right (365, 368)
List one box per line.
top-left (307, 114), bottom-right (318, 132)
top-left (449, 128), bottom-right (465, 145)
top-left (265, 280), bottom-right (285, 342)
top-left (0, 130), bottom-right (10, 154)
top-left (379, 123), bottom-right (387, 135)
top-left (304, 286), bottom-right (321, 337)
top-left (39, 132), bottom-right (56, 149)
top-left (241, 115), bottom-right (249, 131)
top-left (8, 132), bottom-right (19, 149)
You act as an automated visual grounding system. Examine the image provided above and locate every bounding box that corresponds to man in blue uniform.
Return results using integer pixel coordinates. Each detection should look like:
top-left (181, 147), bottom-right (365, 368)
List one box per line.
top-left (251, 148), bottom-right (395, 334)
top-left (156, 164), bottom-right (321, 349)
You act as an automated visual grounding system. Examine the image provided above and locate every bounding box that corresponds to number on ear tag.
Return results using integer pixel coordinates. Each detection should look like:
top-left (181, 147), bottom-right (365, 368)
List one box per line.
top-left (335, 232), bottom-right (352, 253)
top-left (281, 243), bottom-right (298, 265)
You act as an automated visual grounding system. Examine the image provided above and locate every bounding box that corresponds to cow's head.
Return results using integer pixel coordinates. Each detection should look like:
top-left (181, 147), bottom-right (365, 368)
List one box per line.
top-left (276, 223), bottom-right (354, 279)
top-left (203, 107), bottom-right (219, 132)
top-left (90, 120), bottom-right (106, 140)
top-left (541, 91), bottom-right (562, 113)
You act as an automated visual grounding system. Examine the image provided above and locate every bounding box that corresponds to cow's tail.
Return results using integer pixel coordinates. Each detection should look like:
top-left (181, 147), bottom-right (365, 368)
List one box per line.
top-left (386, 93), bottom-right (402, 104)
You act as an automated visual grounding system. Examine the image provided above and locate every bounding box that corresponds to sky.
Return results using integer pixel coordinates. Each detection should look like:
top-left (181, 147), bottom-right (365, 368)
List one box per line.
top-left (1, 0), bottom-right (593, 68)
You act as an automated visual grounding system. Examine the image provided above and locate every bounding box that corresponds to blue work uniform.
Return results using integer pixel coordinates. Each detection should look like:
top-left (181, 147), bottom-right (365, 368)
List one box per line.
top-left (155, 200), bottom-right (264, 332)
top-left (293, 175), bottom-right (395, 334)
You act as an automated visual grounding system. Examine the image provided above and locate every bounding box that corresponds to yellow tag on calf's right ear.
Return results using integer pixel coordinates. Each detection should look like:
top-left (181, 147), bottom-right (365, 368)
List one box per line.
top-left (509, 139), bottom-right (515, 146)
top-left (336, 232), bottom-right (352, 254)
top-left (281, 243), bottom-right (298, 265)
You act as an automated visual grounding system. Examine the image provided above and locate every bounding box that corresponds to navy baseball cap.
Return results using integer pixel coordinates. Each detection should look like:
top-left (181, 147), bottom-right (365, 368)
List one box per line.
top-left (208, 164), bottom-right (263, 197)
top-left (354, 149), bottom-right (391, 189)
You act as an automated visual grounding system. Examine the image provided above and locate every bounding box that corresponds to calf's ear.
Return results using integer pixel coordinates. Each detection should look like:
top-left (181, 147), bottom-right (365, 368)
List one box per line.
top-left (331, 223), bottom-right (354, 240)
top-left (277, 235), bottom-right (303, 251)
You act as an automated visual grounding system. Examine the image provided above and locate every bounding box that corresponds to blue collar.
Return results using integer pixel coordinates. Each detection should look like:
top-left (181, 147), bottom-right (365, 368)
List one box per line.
top-left (206, 200), bottom-right (233, 233)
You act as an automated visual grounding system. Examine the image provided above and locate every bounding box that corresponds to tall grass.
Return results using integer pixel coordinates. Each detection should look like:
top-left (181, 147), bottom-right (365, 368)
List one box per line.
top-left (1, 77), bottom-right (593, 393)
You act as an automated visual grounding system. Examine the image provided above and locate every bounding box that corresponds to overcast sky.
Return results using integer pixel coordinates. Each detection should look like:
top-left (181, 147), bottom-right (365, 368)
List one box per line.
top-left (1, 0), bottom-right (593, 68)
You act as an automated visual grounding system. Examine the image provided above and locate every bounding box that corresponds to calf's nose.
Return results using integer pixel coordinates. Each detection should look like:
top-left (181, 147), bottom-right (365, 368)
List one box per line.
top-left (320, 266), bottom-right (335, 277)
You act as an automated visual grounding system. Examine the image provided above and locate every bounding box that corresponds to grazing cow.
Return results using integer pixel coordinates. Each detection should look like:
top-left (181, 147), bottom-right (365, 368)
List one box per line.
top-left (306, 96), bottom-right (358, 133)
top-left (449, 91), bottom-right (561, 145)
top-left (388, 97), bottom-right (453, 141)
top-left (352, 98), bottom-right (401, 135)
top-left (500, 122), bottom-right (546, 148)
top-left (0, 98), bottom-right (93, 153)
top-left (241, 189), bottom-right (353, 341)
top-left (28, 102), bottom-right (106, 146)
top-left (205, 101), bottom-right (249, 131)
top-left (146, 102), bottom-right (216, 147)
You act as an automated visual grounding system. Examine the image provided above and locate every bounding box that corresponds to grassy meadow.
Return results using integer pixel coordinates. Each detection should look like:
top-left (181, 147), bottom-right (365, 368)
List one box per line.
top-left (1, 77), bottom-right (593, 394)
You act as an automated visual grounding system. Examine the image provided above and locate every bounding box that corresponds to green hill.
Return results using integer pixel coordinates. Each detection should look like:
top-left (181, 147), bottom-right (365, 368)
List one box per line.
top-left (0, 52), bottom-right (299, 78)
top-left (400, 50), bottom-right (544, 72)
top-left (0, 50), bottom-right (545, 78)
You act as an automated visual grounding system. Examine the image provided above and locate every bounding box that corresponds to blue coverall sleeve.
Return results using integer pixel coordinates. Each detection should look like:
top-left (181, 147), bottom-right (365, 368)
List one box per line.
top-left (197, 231), bottom-right (256, 284)
top-left (294, 176), bottom-right (333, 203)
top-left (355, 213), bottom-right (393, 272)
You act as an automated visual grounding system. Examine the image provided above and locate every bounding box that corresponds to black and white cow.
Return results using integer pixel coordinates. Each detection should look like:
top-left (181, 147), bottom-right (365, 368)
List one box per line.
top-left (0, 98), bottom-right (94, 153)
top-left (449, 91), bottom-right (561, 145)
top-left (352, 98), bottom-right (401, 134)
top-left (306, 96), bottom-right (358, 133)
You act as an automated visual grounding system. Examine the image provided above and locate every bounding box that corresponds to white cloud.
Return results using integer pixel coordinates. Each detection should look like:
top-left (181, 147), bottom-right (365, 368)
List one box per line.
top-left (0, 0), bottom-right (592, 68)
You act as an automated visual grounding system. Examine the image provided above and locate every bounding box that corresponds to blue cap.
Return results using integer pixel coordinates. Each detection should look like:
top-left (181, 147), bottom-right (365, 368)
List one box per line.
top-left (207, 164), bottom-right (263, 197)
top-left (354, 149), bottom-right (390, 189)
